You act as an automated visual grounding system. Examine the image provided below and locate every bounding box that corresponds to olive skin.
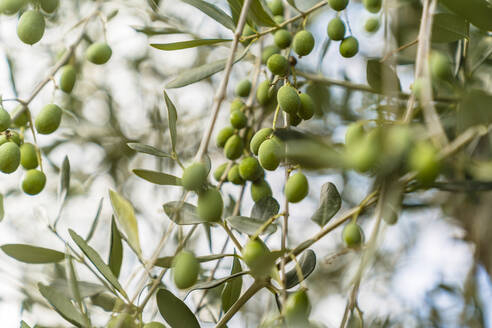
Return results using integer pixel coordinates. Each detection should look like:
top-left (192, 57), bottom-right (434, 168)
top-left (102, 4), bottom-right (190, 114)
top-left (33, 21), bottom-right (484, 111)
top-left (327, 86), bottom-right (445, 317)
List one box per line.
top-left (430, 51), bottom-right (452, 80)
top-left (230, 110), bottom-right (247, 129)
top-left (17, 10), bottom-right (45, 45)
top-left (274, 29), bottom-right (292, 49)
top-left (327, 17), bottom-right (346, 41)
top-left (40, 0), bottom-right (59, 13)
top-left (365, 17), bottom-right (380, 33)
top-left (0, 142), bottom-right (20, 173)
top-left (213, 163), bottom-right (228, 182)
top-left (224, 135), bottom-right (244, 160)
top-left (12, 105), bottom-right (29, 127)
top-left (261, 45), bottom-right (280, 64)
top-left (197, 188), bottom-right (223, 222)
top-left (292, 30), bottom-right (315, 57)
top-left (363, 0), bottom-right (382, 13)
top-left (181, 162), bottom-right (208, 191)
top-left (329, 0), bottom-right (349, 11)
top-left (256, 80), bottom-right (274, 105)
top-left (86, 42), bottom-right (112, 65)
top-left (284, 290), bottom-right (311, 326)
top-left (59, 65), bottom-right (76, 93)
top-left (242, 239), bottom-right (273, 278)
top-left (230, 98), bottom-right (245, 112)
top-left (285, 172), bottom-right (309, 203)
top-left (143, 323), bottom-right (166, 328)
top-left (268, 0), bottom-right (284, 16)
top-left (289, 113), bottom-right (302, 126)
top-left (277, 85), bottom-right (301, 115)
top-left (172, 250), bottom-right (200, 289)
top-left (35, 104), bottom-right (62, 134)
top-left (258, 138), bottom-right (283, 171)
top-left (298, 93), bottom-right (315, 120)
top-left (239, 156), bottom-right (262, 181)
top-left (20, 142), bottom-right (38, 169)
top-left (235, 79), bottom-right (252, 97)
top-left (22, 169), bottom-right (46, 195)
top-left (227, 164), bottom-right (245, 185)
top-left (267, 54), bottom-right (288, 76)
top-left (216, 126), bottom-right (235, 148)
top-left (0, 107), bottom-right (11, 132)
top-left (408, 141), bottom-right (440, 186)
top-left (342, 222), bottom-right (363, 247)
top-left (107, 314), bottom-right (136, 328)
top-left (250, 128), bottom-right (273, 155)
top-left (0, 0), bottom-right (26, 15)
top-left (340, 36), bottom-right (359, 58)
top-left (251, 179), bottom-right (272, 202)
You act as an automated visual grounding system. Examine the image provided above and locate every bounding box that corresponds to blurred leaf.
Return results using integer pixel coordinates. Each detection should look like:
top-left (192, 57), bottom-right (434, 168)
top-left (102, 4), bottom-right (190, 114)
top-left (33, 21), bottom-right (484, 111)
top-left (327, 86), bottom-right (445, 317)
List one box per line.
top-left (90, 293), bottom-right (125, 312)
top-left (132, 26), bottom-right (184, 35)
top-left (440, 0), bottom-right (492, 31)
top-left (69, 229), bottom-right (128, 299)
top-left (366, 59), bottom-right (401, 93)
top-left (155, 253), bottom-right (236, 268)
top-left (133, 169), bottom-right (182, 186)
top-left (306, 82), bottom-right (331, 116)
top-left (0, 194), bottom-right (4, 222)
top-left (228, 0), bottom-right (277, 27)
top-left (227, 216), bottom-right (277, 235)
top-left (127, 143), bottom-right (171, 158)
top-left (151, 39), bottom-right (231, 51)
top-left (85, 197), bottom-right (103, 242)
top-left (432, 13), bottom-right (469, 43)
top-left (457, 89), bottom-right (492, 132)
top-left (38, 283), bottom-right (86, 327)
top-left (285, 249), bottom-right (316, 289)
top-left (311, 182), bottom-right (341, 227)
top-left (221, 253), bottom-right (243, 312)
top-left (1, 244), bottom-right (64, 264)
top-left (109, 190), bottom-right (141, 255)
top-left (286, 0), bottom-right (300, 11)
top-left (65, 255), bottom-right (83, 316)
top-left (20, 321), bottom-right (31, 328)
top-left (163, 201), bottom-right (212, 225)
top-left (58, 156), bottom-right (70, 202)
top-left (182, 0), bottom-right (235, 31)
top-left (250, 196), bottom-right (280, 221)
top-left (156, 288), bottom-right (200, 328)
top-left (50, 280), bottom-right (106, 299)
top-left (106, 9), bottom-right (119, 21)
top-left (163, 90), bottom-right (178, 153)
top-left (187, 271), bottom-right (247, 293)
top-left (108, 217), bottom-right (123, 278)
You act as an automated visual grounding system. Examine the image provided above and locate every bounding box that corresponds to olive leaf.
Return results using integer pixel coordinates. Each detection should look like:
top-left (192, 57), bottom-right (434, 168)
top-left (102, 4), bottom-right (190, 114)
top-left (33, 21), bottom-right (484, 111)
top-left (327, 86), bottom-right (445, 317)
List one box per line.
top-left (285, 249), bottom-right (316, 289)
top-left (163, 90), bottom-right (178, 153)
top-left (58, 155), bottom-right (70, 202)
top-left (0, 193), bottom-right (4, 222)
top-left (127, 143), bottom-right (171, 158)
top-left (90, 293), bottom-right (128, 312)
top-left (181, 0), bottom-right (236, 31)
top-left (186, 271), bottom-right (248, 294)
top-left (151, 38), bottom-right (232, 51)
top-left (228, 0), bottom-right (277, 27)
top-left (1, 244), bottom-right (65, 264)
top-left (226, 216), bottom-right (277, 235)
top-left (20, 321), bottom-right (31, 328)
top-left (108, 216), bottom-right (123, 278)
top-left (163, 201), bottom-right (214, 225)
top-left (311, 182), bottom-right (341, 227)
top-left (133, 169), bottom-right (182, 186)
top-left (109, 190), bottom-right (141, 255)
top-left (440, 0), bottom-right (492, 31)
top-left (155, 253), bottom-right (237, 268)
top-left (132, 26), bottom-right (184, 35)
top-left (366, 59), bottom-right (401, 94)
top-left (38, 283), bottom-right (86, 328)
top-left (85, 197), bottom-right (104, 242)
top-left (49, 279), bottom-right (106, 299)
top-left (457, 89), bottom-right (492, 133)
top-left (221, 253), bottom-right (243, 312)
top-left (250, 196), bottom-right (280, 221)
top-left (156, 288), bottom-right (200, 328)
top-left (432, 13), bottom-right (469, 43)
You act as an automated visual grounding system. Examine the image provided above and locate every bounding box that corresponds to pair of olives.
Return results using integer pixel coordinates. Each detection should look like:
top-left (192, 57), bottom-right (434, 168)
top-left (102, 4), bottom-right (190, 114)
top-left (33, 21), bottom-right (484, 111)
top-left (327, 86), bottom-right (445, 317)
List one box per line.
top-left (277, 84), bottom-right (314, 121)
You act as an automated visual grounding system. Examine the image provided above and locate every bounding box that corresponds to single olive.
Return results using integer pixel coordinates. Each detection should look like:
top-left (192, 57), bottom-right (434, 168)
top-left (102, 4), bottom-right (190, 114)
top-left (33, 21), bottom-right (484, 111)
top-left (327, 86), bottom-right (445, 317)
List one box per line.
top-left (59, 65), bottom-right (76, 93)
top-left (293, 30), bottom-right (315, 57)
top-left (345, 128), bottom-right (380, 172)
top-left (250, 127), bottom-right (273, 155)
top-left (251, 179), bottom-right (272, 202)
top-left (345, 122), bottom-right (365, 149)
top-left (0, 0), bottom-right (26, 15)
top-left (342, 222), bottom-right (363, 247)
top-left (256, 80), bottom-right (274, 105)
top-left (430, 51), bottom-right (452, 81)
top-left (241, 24), bottom-right (255, 45)
top-left (172, 250), bottom-right (200, 289)
top-left (363, 0), bottom-right (382, 13)
top-left (230, 110), bottom-right (247, 129)
top-left (216, 126), bottom-right (235, 148)
top-left (328, 0), bottom-right (349, 11)
top-left (267, 54), bottom-right (288, 76)
top-left (35, 104), bottom-right (62, 134)
top-left (274, 29), bottom-right (292, 49)
top-left (239, 156), bottom-right (262, 181)
top-left (273, 15), bottom-right (284, 25)
top-left (17, 10), bottom-right (45, 45)
top-left (197, 188), bottom-right (223, 222)
top-left (267, 0), bottom-right (284, 16)
top-left (181, 162), bottom-right (208, 191)
top-left (143, 323), bottom-right (166, 328)
top-left (242, 238), bottom-right (273, 278)
top-left (6, 130), bottom-right (21, 146)
top-left (285, 172), bottom-right (309, 203)
top-left (364, 17), bottom-right (380, 33)
top-left (86, 42), bottom-right (112, 65)
top-left (277, 85), bottom-right (301, 115)
top-left (213, 163), bottom-right (228, 182)
top-left (261, 44), bottom-right (280, 64)
top-left (12, 105), bottom-right (29, 127)
top-left (327, 17), bottom-right (346, 41)
top-left (22, 169), bottom-right (46, 195)
top-left (408, 141), bottom-right (440, 186)
top-left (230, 98), bottom-right (245, 112)
top-left (382, 125), bottom-right (412, 163)
top-left (107, 313), bottom-right (136, 328)
top-left (40, 0), bottom-right (59, 13)
top-left (227, 164), bottom-right (245, 185)
top-left (340, 36), bottom-right (359, 58)
top-left (258, 138), bottom-right (283, 171)
top-left (298, 93), bottom-right (315, 120)
top-left (0, 141), bottom-right (20, 173)
top-left (284, 290), bottom-right (311, 326)
top-left (224, 134), bottom-right (244, 160)
top-left (20, 142), bottom-right (38, 169)
top-left (235, 79), bottom-right (252, 97)
top-left (0, 107), bottom-right (11, 132)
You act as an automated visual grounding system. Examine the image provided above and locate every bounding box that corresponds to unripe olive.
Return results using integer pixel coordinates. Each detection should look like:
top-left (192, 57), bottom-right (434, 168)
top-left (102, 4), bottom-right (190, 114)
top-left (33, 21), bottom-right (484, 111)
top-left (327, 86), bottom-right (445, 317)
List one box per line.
top-left (0, 107), bottom-right (11, 132)
top-left (213, 163), bottom-right (228, 182)
top-left (268, 0), bottom-right (284, 16)
top-left (7, 130), bottom-right (21, 146)
top-left (363, 0), bottom-right (381, 13)
top-left (430, 51), bottom-right (452, 81)
top-left (364, 17), bottom-right (380, 33)
top-left (267, 54), bottom-right (288, 76)
top-left (328, 0), bottom-right (349, 11)
top-left (257, 80), bottom-right (274, 105)
top-left (107, 313), bottom-right (136, 328)
top-left (0, 135), bottom-right (7, 146)
top-left (224, 134), bottom-right (244, 160)
top-left (40, 0), bottom-right (59, 13)
top-left (34, 104), bottom-right (62, 134)
top-left (274, 29), bottom-right (292, 49)
top-left (235, 79), bottom-right (252, 97)
top-left (12, 105), bottom-right (29, 127)
top-left (0, 142), bottom-right (20, 173)
top-left (59, 65), bottom-right (76, 93)
top-left (242, 238), bottom-right (273, 277)
top-left (250, 128), bottom-right (273, 155)
top-left (17, 10), bottom-right (45, 45)
top-left (277, 85), bottom-right (301, 115)
top-left (20, 142), bottom-right (38, 169)
top-left (172, 250), bottom-right (199, 289)
top-left (298, 93), bottom-right (314, 120)
top-left (327, 17), bottom-right (346, 41)
top-left (284, 290), bottom-right (311, 326)
top-left (22, 169), bottom-right (46, 195)
top-left (383, 125), bottom-right (412, 162)
top-left (285, 172), bottom-right (309, 203)
top-left (345, 122), bottom-right (365, 149)
top-left (343, 222), bottom-right (363, 247)
top-left (216, 126), bottom-right (235, 148)
top-left (239, 156), bottom-right (262, 181)
top-left (292, 30), bottom-right (315, 57)
top-left (345, 128), bottom-right (380, 172)
top-left (258, 138), bottom-right (283, 171)
top-left (86, 42), bottom-right (112, 65)
top-left (339, 36), bottom-right (359, 58)
top-left (251, 179), bottom-right (272, 202)
top-left (181, 162), bottom-right (208, 191)
top-left (0, 0), bottom-right (26, 15)
top-left (143, 323), bottom-right (165, 328)
top-left (262, 45), bottom-right (280, 64)
top-left (273, 15), bottom-right (284, 25)
top-left (408, 141), bottom-right (440, 186)
top-left (227, 164), bottom-right (245, 185)
top-left (230, 110), bottom-right (247, 129)
top-left (230, 98), bottom-right (245, 112)
top-left (197, 188), bottom-right (223, 222)
top-left (411, 78), bottom-right (435, 101)
top-left (288, 113), bottom-right (302, 126)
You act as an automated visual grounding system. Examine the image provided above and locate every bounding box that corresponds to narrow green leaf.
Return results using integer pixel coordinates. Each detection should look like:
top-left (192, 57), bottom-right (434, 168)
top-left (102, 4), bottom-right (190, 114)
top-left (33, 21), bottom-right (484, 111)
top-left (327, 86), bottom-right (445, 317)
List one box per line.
top-left (163, 90), bottom-right (178, 153)
top-left (69, 229), bottom-right (128, 299)
top-left (226, 216), bottom-right (277, 235)
top-left (156, 288), bottom-right (200, 328)
top-left (366, 59), bottom-right (401, 93)
top-left (221, 253), bottom-right (243, 312)
top-left (228, 0), bottom-right (277, 27)
top-left (109, 190), bottom-right (141, 255)
top-left (286, 0), bottom-right (299, 11)
top-left (0, 194), bottom-right (4, 222)
top-left (151, 38), bottom-right (231, 51)
top-left (440, 0), bottom-right (492, 31)
top-left (227, 0), bottom-right (242, 26)
top-left (127, 143), bottom-right (171, 158)
top-left (187, 271), bottom-right (248, 293)
top-left (50, 279), bottom-right (106, 299)
top-left (155, 253), bottom-right (236, 268)
top-left (85, 197), bottom-right (103, 242)
top-left (250, 196), bottom-right (280, 221)
top-left (58, 156), bottom-right (70, 202)
top-left (20, 321), bottom-right (31, 328)
top-left (182, 0), bottom-right (236, 31)
top-left (38, 283), bottom-right (86, 327)
top-left (132, 26), bottom-right (184, 35)
top-left (285, 249), bottom-right (316, 289)
top-left (311, 182), bottom-right (341, 227)
top-left (133, 169), bottom-right (182, 186)
top-left (1, 244), bottom-right (64, 264)
top-left (65, 255), bottom-right (85, 325)
top-left (90, 293), bottom-right (126, 312)
top-left (163, 201), bottom-right (212, 225)
top-left (108, 217), bottom-right (123, 278)
top-left (432, 13), bottom-right (469, 43)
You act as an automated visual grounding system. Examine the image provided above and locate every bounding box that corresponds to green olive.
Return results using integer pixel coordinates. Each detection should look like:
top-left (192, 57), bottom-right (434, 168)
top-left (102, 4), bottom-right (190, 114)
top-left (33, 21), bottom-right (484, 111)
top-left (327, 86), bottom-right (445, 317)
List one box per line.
top-left (242, 24), bottom-right (255, 46)
top-left (267, 0), bottom-right (284, 16)
top-left (345, 122), bottom-right (365, 149)
top-left (364, 17), bottom-right (380, 33)
top-left (0, 141), bottom-right (20, 173)
top-left (197, 188), bottom-right (223, 222)
top-left (261, 45), bottom-right (280, 64)
top-left (59, 65), bottom-right (76, 93)
top-left (327, 17), bottom-right (346, 41)
top-left (408, 141), bottom-right (440, 186)
top-left (267, 54), bottom-right (288, 76)
top-left (250, 128), bottom-right (273, 155)
top-left (274, 29), bottom-right (292, 49)
top-left (430, 51), bottom-right (452, 80)
top-left (363, 0), bottom-right (381, 13)
top-left (273, 15), bottom-right (284, 25)
top-left (213, 163), bottom-right (228, 182)
top-left (288, 113), bottom-right (302, 126)
top-left (251, 179), bottom-right (272, 202)
top-left (0, 0), bottom-right (26, 15)
top-left (285, 172), bottom-right (309, 203)
top-left (172, 250), bottom-right (200, 289)
top-left (258, 138), bottom-right (283, 171)
top-left (1, 130), bottom-right (21, 146)
top-left (0, 107), bottom-right (11, 132)
top-left (298, 93), bottom-right (314, 120)
top-left (292, 30), bottom-right (315, 57)
top-left (40, 0), bottom-right (59, 13)
top-left (382, 125), bottom-right (412, 163)
top-left (17, 10), bottom-right (45, 45)
top-left (86, 42), bottom-right (112, 65)
top-left (230, 98), bottom-right (245, 112)
top-left (339, 36), bottom-right (359, 58)
top-left (227, 164), bottom-right (245, 185)
top-left (277, 85), bottom-right (301, 115)
top-left (181, 162), bottom-right (208, 191)
top-left (242, 238), bottom-right (273, 278)
top-left (224, 134), bottom-right (244, 160)
top-left (107, 313), bottom-right (136, 328)
top-left (216, 126), bottom-right (235, 148)
top-left (284, 290), bottom-right (311, 326)
top-left (35, 104), bottom-right (62, 134)
top-left (235, 79), bottom-right (252, 97)
top-left (342, 222), bottom-right (363, 247)
top-left (230, 110), bottom-right (247, 129)
top-left (12, 105), bottom-right (29, 127)
top-left (328, 0), bottom-right (349, 11)
top-left (22, 169), bottom-right (46, 195)
top-left (20, 142), bottom-right (38, 169)
top-left (239, 156), bottom-right (263, 181)
top-left (345, 128), bottom-right (380, 172)
top-left (143, 322), bottom-right (165, 328)
top-left (256, 80), bottom-right (274, 106)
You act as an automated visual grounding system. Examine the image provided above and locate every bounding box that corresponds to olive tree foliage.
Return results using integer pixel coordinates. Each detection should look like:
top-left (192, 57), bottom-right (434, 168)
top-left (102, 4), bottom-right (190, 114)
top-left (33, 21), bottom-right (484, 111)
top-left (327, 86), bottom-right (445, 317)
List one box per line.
top-left (0, 0), bottom-right (491, 327)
